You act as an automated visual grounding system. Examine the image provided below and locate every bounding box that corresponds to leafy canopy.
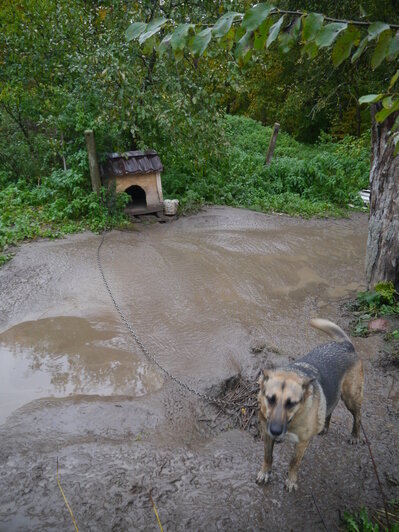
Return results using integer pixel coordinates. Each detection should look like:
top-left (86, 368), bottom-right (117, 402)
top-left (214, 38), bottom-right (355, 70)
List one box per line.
top-left (127, 4), bottom-right (399, 150)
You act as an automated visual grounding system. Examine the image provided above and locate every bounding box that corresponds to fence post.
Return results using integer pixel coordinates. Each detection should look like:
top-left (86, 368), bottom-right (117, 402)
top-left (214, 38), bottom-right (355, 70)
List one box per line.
top-left (84, 130), bottom-right (101, 194)
top-left (265, 122), bottom-right (280, 165)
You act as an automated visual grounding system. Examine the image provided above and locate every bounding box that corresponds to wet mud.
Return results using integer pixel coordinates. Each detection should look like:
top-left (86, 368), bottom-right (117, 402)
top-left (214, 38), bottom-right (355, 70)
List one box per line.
top-left (0, 206), bottom-right (398, 530)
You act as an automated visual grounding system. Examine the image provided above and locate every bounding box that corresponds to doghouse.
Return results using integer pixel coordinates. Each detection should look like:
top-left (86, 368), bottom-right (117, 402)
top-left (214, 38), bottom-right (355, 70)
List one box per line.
top-left (100, 150), bottom-right (164, 215)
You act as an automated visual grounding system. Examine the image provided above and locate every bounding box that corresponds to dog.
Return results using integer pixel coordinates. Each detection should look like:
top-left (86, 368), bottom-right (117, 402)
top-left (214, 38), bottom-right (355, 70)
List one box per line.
top-left (256, 318), bottom-right (364, 492)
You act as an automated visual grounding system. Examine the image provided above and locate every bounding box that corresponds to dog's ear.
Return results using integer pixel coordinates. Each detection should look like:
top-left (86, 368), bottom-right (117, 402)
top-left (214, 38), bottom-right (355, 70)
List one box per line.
top-left (258, 369), bottom-right (269, 386)
top-left (302, 377), bottom-right (315, 399)
top-left (263, 369), bottom-right (270, 382)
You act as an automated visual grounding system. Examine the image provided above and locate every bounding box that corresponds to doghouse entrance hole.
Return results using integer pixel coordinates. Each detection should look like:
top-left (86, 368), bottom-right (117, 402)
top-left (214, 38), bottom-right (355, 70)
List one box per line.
top-left (126, 185), bottom-right (147, 208)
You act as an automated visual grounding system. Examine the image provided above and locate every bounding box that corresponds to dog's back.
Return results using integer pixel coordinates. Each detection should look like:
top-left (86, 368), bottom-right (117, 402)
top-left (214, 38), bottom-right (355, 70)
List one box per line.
top-left (289, 319), bottom-right (358, 415)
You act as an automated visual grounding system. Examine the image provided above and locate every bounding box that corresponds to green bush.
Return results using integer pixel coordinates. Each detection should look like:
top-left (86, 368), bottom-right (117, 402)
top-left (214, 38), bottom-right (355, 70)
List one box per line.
top-left (0, 169), bottom-right (129, 254)
top-left (162, 114), bottom-right (370, 217)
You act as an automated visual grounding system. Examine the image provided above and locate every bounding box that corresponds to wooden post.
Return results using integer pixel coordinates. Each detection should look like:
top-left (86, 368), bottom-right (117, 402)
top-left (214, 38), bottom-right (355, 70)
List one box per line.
top-left (60, 131), bottom-right (67, 171)
top-left (84, 129), bottom-right (101, 194)
top-left (265, 122), bottom-right (280, 165)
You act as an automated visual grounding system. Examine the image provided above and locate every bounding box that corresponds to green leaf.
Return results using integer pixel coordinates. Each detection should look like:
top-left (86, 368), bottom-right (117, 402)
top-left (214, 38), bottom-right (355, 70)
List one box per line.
top-left (368, 21), bottom-right (390, 41)
top-left (375, 99), bottom-right (399, 122)
top-left (388, 31), bottom-right (399, 59)
top-left (267, 16), bottom-right (284, 48)
top-left (138, 17), bottom-right (168, 44)
top-left (238, 48), bottom-right (253, 67)
top-left (170, 23), bottom-right (194, 51)
top-left (351, 35), bottom-right (368, 63)
top-left (332, 26), bottom-right (360, 66)
top-left (220, 26), bottom-right (236, 51)
top-left (279, 17), bottom-right (301, 54)
top-left (278, 32), bottom-right (293, 54)
top-left (254, 18), bottom-right (273, 51)
top-left (212, 12), bottom-right (242, 38)
top-left (358, 94), bottom-right (383, 104)
top-left (383, 96), bottom-right (394, 109)
top-left (158, 33), bottom-right (172, 56)
top-left (302, 12), bottom-right (324, 42)
top-left (302, 41), bottom-right (318, 59)
top-left (291, 17), bottom-right (302, 41)
top-left (242, 3), bottom-right (274, 32)
top-left (235, 30), bottom-right (253, 59)
top-left (315, 22), bottom-right (347, 48)
top-left (371, 29), bottom-right (392, 69)
top-left (191, 28), bottom-right (212, 56)
top-left (142, 35), bottom-right (156, 55)
top-left (389, 69), bottom-right (399, 91)
top-left (126, 22), bottom-right (147, 42)
top-left (235, 26), bottom-right (246, 42)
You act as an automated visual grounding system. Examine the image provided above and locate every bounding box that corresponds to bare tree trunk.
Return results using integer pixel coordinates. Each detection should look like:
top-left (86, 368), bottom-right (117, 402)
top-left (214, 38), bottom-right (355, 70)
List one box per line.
top-left (365, 106), bottom-right (399, 290)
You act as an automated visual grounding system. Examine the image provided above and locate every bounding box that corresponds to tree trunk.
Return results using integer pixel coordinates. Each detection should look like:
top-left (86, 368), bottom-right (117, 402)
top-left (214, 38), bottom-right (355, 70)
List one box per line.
top-left (365, 106), bottom-right (399, 290)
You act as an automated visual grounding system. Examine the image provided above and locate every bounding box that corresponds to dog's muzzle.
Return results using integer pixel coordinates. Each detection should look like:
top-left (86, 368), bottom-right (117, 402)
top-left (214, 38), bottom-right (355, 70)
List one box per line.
top-left (267, 420), bottom-right (287, 440)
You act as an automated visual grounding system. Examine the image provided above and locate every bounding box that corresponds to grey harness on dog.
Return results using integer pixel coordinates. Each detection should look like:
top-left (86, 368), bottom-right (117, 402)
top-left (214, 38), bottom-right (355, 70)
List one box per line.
top-left (288, 341), bottom-right (357, 415)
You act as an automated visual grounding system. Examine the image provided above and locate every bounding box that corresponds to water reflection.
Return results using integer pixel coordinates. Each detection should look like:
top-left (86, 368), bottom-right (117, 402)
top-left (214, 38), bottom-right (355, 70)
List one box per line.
top-left (0, 316), bottom-right (163, 423)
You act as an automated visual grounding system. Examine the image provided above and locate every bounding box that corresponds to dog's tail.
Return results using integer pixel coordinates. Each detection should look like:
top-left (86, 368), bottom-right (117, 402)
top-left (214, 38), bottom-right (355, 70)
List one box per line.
top-left (309, 318), bottom-right (352, 344)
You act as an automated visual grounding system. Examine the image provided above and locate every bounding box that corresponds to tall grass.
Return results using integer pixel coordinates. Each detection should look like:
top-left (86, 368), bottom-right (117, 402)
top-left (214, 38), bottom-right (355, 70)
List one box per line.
top-left (163, 115), bottom-right (370, 216)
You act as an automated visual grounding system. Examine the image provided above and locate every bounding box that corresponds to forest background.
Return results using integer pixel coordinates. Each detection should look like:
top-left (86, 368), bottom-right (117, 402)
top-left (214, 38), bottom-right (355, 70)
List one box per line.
top-left (1, 0), bottom-right (398, 264)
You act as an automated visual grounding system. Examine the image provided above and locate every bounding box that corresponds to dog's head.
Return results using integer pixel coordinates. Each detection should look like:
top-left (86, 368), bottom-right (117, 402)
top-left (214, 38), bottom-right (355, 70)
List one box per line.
top-left (258, 369), bottom-right (314, 441)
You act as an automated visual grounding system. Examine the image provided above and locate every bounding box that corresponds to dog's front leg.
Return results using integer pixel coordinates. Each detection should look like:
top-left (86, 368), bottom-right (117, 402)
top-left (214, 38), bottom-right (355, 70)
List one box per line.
top-left (285, 439), bottom-right (310, 492)
top-left (256, 416), bottom-right (274, 484)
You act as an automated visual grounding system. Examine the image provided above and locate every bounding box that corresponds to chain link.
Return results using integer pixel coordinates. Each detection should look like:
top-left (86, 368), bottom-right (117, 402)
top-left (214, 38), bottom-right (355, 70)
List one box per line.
top-left (97, 227), bottom-right (230, 407)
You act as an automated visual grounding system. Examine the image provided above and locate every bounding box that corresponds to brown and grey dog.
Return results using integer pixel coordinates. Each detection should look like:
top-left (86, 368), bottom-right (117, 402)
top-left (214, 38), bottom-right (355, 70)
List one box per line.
top-left (257, 318), bottom-right (364, 492)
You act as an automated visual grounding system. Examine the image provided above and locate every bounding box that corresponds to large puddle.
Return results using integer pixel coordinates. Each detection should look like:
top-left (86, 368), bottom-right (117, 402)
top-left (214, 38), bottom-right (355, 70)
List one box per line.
top-left (0, 208), bottom-right (368, 425)
top-left (0, 316), bottom-right (163, 423)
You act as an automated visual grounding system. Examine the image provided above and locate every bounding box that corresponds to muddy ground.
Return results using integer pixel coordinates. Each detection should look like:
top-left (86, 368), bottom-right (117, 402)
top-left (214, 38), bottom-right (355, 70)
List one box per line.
top-left (0, 206), bottom-right (398, 531)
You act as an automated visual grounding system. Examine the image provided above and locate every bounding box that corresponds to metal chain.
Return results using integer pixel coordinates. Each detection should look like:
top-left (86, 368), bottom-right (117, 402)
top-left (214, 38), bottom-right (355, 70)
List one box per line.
top-left (97, 227), bottom-right (229, 407)
top-left (98, 223), bottom-right (390, 530)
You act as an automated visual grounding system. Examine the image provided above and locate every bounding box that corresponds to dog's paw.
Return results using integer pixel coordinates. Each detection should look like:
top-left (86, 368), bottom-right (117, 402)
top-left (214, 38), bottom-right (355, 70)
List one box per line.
top-left (348, 435), bottom-right (365, 445)
top-left (256, 470), bottom-right (271, 485)
top-left (284, 478), bottom-right (298, 492)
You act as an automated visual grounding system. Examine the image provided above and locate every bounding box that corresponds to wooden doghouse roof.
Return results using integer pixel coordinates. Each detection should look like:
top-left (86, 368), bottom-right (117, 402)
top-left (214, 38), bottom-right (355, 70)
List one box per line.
top-left (100, 150), bottom-right (163, 178)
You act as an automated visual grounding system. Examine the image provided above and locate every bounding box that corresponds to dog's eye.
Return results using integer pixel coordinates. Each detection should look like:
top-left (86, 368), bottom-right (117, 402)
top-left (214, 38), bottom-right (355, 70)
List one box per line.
top-left (266, 395), bottom-right (276, 406)
top-left (285, 399), bottom-right (298, 409)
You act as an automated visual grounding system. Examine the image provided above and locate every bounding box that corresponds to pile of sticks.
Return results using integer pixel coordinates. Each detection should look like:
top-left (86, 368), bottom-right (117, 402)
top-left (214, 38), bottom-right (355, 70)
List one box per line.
top-left (216, 375), bottom-right (260, 436)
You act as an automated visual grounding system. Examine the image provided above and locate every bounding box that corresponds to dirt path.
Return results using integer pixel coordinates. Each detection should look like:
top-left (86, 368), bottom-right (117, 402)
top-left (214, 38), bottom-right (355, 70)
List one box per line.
top-left (0, 207), bottom-right (398, 531)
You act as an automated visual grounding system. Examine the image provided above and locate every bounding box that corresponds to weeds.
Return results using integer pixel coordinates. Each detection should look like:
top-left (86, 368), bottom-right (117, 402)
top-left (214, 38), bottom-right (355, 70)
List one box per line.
top-left (0, 253), bottom-right (14, 267)
top-left (163, 115), bottom-right (370, 218)
top-left (350, 282), bottom-right (399, 337)
top-left (343, 501), bottom-right (399, 532)
top-left (356, 282), bottom-right (399, 316)
top-left (0, 169), bottom-right (130, 264)
top-left (343, 508), bottom-right (379, 532)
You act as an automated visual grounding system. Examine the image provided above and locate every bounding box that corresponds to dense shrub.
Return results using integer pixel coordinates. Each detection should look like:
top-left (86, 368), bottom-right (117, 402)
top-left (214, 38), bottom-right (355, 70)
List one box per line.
top-left (0, 169), bottom-right (129, 252)
top-left (162, 115), bottom-right (370, 216)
